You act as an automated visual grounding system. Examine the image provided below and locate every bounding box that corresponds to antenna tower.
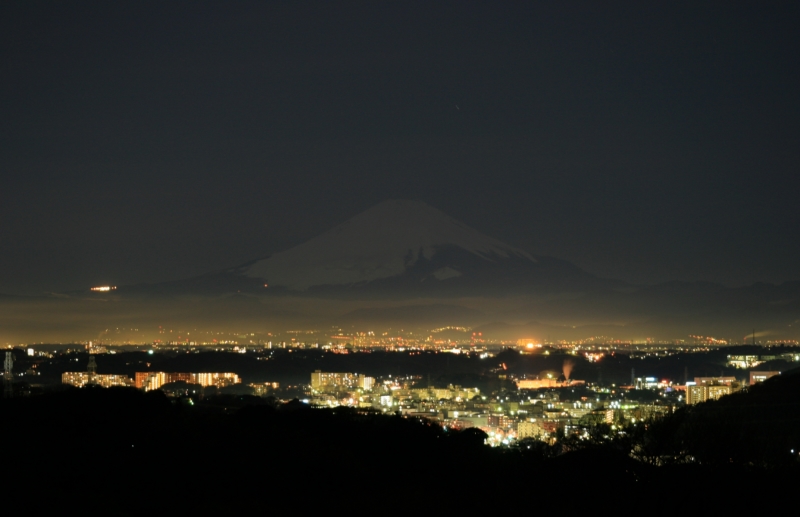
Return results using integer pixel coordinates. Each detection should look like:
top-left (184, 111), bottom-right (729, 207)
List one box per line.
top-left (87, 355), bottom-right (97, 386)
top-left (3, 352), bottom-right (13, 398)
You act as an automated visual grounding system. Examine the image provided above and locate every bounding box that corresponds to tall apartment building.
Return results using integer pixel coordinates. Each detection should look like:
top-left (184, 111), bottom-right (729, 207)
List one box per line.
top-left (357, 374), bottom-right (375, 391)
top-left (487, 414), bottom-right (517, 431)
top-left (517, 420), bottom-right (546, 439)
top-left (134, 372), bottom-right (240, 391)
top-left (310, 371), bottom-right (358, 390)
top-left (61, 372), bottom-right (134, 388)
top-left (686, 384), bottom-right (733, 405)
top-left (195, 373), bottom-right (240, 388)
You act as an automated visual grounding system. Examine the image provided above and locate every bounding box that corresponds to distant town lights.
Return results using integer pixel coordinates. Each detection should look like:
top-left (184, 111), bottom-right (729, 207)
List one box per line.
top-left (91, 286), bottom-right (116, 292)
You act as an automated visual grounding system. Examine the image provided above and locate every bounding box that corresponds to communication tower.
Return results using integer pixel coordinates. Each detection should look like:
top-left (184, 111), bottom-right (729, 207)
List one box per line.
top-left (87, 355), bottom-right (97, 386)
top-left (3, 351), bottom-right (13, 398)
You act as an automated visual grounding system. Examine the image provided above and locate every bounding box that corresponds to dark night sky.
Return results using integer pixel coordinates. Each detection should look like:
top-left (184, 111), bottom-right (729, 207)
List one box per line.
top-left (2, 1), bottom-right (799, 295)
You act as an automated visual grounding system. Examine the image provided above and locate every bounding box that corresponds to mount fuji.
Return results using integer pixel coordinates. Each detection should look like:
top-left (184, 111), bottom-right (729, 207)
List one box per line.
top-left (245, 199), bottom-right (535, 290)
top-left (124, 199), bottom-right (621, 297)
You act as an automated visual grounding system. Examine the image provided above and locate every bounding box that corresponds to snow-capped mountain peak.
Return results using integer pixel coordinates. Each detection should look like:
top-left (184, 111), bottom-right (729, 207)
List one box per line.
top-left (243, 199), bottom-right (533, 290)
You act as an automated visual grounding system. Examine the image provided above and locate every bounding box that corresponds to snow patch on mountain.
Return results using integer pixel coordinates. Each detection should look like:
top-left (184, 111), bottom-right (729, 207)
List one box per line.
top-left (244, 200), bottom-right (534, 290)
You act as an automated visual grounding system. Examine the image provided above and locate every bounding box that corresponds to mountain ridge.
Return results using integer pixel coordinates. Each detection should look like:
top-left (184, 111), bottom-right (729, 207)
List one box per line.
top-left (15, 199), bottom-right (796, 343)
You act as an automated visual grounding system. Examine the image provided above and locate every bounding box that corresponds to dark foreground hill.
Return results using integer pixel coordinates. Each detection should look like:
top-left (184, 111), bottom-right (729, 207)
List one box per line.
top-left (640, 366), bottom-right (800, 467)
top-left (4, 387), bottom-right (799, 511)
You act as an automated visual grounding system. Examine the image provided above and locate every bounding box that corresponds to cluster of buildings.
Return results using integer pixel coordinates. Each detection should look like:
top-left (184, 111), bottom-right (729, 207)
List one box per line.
top-left (61, 357), bottom-right (242, 391)
top-left (59, 355), bottom-right (286, 398)
top-left (306, 370), bottom-right (674, 445)
top-left (684, 371), bottom-right (780, 404)
top-left (685, 377), bottom-right (739, 405)
top-left (726, 353), bottom-right (799, 368)
top-left (55, 350), bottom-right (788, 447)
top-left (307, 365), bottom-right (785, 445)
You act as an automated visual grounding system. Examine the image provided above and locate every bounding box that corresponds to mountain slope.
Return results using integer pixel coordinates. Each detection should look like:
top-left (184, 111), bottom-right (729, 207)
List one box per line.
top-left (228, 199), bottom-right (621, 296)
top-left (242, 199), bottom-right (535, 290)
